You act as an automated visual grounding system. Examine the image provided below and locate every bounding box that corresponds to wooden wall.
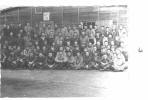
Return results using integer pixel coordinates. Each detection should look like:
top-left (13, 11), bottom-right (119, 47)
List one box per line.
top-left (0, 6), bottom-right (127, 27)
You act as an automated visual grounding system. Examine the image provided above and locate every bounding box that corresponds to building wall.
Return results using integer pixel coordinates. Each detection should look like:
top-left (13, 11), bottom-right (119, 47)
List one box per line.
top-left (0, 6), bottom-right (127, 27)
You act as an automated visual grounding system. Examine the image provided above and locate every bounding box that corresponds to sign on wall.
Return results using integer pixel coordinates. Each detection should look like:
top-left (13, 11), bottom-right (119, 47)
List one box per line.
top-left (43, 12), bottom-right (50, 21)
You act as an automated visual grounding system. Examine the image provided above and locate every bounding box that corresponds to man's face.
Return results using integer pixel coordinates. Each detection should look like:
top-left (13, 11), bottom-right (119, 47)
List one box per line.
top-left (84, 26), bottom-right (87, 29)
top-left (104, 55), bottom-right (107, 59)
top-left (43, 47), bottom-right (46, 51)
top-left (35, 41), bottom-right (38, 45)
top-left (19, 24), bottom-right (21, 27)
top-left (88, 42), bottom-right (92, 47)
top-left (10, 32), bottom-right (13, 36)
top-left (67, 42), bottom-right (70, 46)
top-left (86, 52), bottom-right (89, 56)
top-left (44, 41), bottom-right (47, 45)
top-left (18, 34), bottom-right (21, 38)
top-left (55, 24), bottom-right (57, 28)
top-left (59, 47), bottom-right (63, 51)
top-left (94, 25), bottom-right (97, 29)
top-left (77, 52), bottom-right (80, 56)
top-left (101, 26), bottom-right (104, 30)
top-left (96, 33), bottom-right (100, 38)
top-left (37, 46), bottom-right (40, 50)
top-left (97, 41), bottom-right (100, 46)
top-left (27, 23), bottom-right (30, 26)
top-left (111, 41), bottom-right (114, 46)
top-left (89, 25), bottom-right (92, 29)
top-left (104, 41), bottom-right (108, 46)
top-left (74, 41), bottom-right (78, 45)
top-left (78, 25), bottom-right (82, 28)
top-left (94, 47), bottom-right (97, 51)
top-left (82, 31), bottom-right (85, 35)
top-left (20, 29), bottom-right (23, 33)
top-left (106, 27), bottom-right (109, 32)
top-left (48, 53), bottom-right (52, 57)
top-left (17, 47), bottom-right (21, 50)
top-left (67, 52), bottom-right (71, 56)
top-left (109, 34), bottom-right (112, 38)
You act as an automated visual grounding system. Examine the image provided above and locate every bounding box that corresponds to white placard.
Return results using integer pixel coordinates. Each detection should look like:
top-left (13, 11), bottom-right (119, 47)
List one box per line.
top-left (43, 12), bottom-right (50, 21)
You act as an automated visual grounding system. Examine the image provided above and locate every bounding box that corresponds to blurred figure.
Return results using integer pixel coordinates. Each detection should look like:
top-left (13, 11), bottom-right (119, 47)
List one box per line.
top-left (73, 52), bottom-right (84, 69)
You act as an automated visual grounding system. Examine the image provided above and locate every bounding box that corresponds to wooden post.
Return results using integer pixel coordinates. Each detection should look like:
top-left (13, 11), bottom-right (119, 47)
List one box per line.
top-left (18, 8), bottom-right (20, 24)
top-left (4, 13), bottom-right (7, 24)
top-left (78, 7), bottom-right (80, 25)
top-left (98, 6), bottom-right (100, 27)
top-left (62, 6), bottom-right (63, 26)
top-left (31, 7), bottom-right (33, 26)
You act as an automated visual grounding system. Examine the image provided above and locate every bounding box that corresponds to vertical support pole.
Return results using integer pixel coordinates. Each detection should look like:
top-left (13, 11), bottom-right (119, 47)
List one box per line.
top-left (117, 9), bottom-right (119, 27)
top-left (18, 8), bottom-right (20, 24)
top-left (98, 6), bottom-right (100, 27)
top-left (4, 13), bottom-right (7, 24)
top-left (31, 7), bottom-right (33, 26)
top-left (78, 7), bottom-right (80, 25)
top-left (62, 6), bottom-right (63, 26)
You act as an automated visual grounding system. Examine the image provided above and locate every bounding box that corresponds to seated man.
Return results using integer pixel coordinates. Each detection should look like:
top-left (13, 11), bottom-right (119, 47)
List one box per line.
top-left (1, 49), bottom-right (7, 69)
top-left (80, 31), bottom-right (89, 52)
top-left (94, 52), bottom-right (101, 70)
top-left (100, 54), bottom-right (111, 71)
top-left (112, 49), bottom-right (127, 71)
top-left (46, 52), bottom-right (55, 69)
top-left (55, 47), bottom-right (67, 69)
top-left (66, 52), bottom-right (75, 69)
top-left (26, 50), bottom-right (36, 70)
top-left (35, 52), bottom-right (46, 69)
top-left (73, 52), bottom-right (84, 70)
top-left (83, 51), bottom-right (94, 69)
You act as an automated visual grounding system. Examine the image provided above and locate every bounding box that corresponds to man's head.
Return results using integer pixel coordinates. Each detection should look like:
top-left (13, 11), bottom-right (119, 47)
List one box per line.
top-left (59, 47), bottom-right (64, 51)
top-left (103, 54), bottom-right (107, 59)
top-left (48, 52), bottom-right (52, 57)
top-left (96, 41), bottom-right (100, 46)
top-left (108, 34), bottom-right (112, 38)
top-left (106, 27), bottom-right (110, 32)
top-left (42, 46), bottom-right (46, 51)
top-left (74, 41), bottom-right (78, 45)
top-left (84, 25), bottom-right (87, 29)
top-left (88, 42), bottom-right (92, 47)
top-left (89, 25), bottom-right (93, 29)
top-left (67, 52), bottom-right (72, 56)
top-left (111, 41), bottom-right (115, 46)
top-left (67, 41), bottom-right (70, 46)
top-left (104, 41), bottom-right (108, 46)
top-left (81, 31), bottom-right (85, 35)
top-left (37, 46), bottom-right (40, 50)
top-left (101, 26), bottom-right (104, 30)
top-left (77, 52), bottom-right (80, 56)
top-left (10, 32), bottom-right (13, 36)
top-left (27, 23), bottom-right (30, 26)
top-left (17, 46), bottom-right (21, 50)
top-left (85, 51), bottom-right (89, 56)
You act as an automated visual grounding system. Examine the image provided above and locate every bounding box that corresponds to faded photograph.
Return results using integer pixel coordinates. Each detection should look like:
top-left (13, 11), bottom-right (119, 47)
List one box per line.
top-left (0, 5), bottom-right (128, 97)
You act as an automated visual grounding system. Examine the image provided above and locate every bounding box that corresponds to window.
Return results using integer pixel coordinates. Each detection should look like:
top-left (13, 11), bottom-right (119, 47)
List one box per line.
top-left (35, 7), bottom-right (42, 14)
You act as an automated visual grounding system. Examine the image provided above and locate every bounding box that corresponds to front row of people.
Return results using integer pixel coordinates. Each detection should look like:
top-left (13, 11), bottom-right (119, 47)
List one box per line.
top-left (1, 45), bottom-right (127, 71)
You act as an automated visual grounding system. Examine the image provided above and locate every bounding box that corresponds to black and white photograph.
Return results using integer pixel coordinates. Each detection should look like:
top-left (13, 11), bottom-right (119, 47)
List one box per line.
top-left (0, 0), bottom-right (147, 99)
top-left (0, 1), bottom-right (129, 98)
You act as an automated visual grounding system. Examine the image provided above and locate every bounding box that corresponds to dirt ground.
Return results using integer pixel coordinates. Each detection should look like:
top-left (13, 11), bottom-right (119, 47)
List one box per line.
top-left (1, 69), bottom-right (129, 97)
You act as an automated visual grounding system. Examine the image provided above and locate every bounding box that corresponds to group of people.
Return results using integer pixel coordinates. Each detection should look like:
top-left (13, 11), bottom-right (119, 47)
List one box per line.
top-left (0, 22), bottom-right (128, 71)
